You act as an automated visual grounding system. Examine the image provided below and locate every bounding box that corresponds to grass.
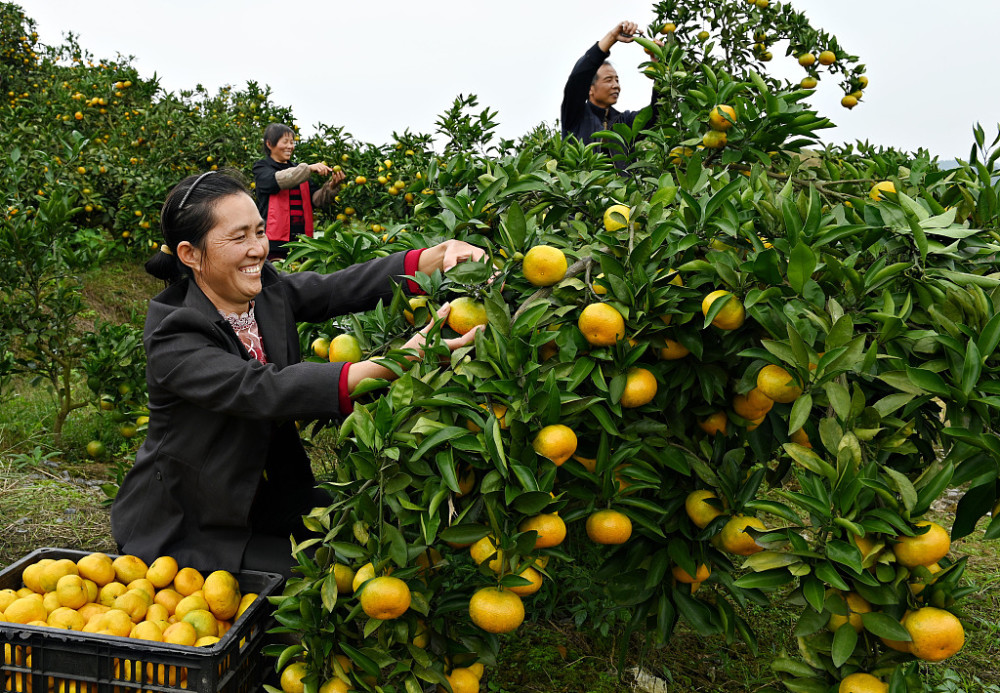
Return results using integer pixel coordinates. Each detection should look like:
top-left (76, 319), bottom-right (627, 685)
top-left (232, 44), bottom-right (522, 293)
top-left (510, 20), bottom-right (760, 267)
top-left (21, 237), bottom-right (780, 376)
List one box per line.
top-left (3, 259), bottom-right (1000, 692)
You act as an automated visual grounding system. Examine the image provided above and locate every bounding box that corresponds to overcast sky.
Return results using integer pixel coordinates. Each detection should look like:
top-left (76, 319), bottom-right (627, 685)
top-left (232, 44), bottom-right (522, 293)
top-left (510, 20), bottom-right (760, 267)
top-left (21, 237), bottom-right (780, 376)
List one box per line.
top-left (23, 0), bottom-right (1000, 160)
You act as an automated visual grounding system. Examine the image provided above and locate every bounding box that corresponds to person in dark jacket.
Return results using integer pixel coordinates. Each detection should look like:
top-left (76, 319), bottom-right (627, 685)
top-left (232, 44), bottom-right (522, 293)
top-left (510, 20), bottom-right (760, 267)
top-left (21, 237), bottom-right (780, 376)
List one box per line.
top-left (252, 123), bottom-right (345, 260)
top-left (561, 20), bottom-right (658, 145)
top-left (111, 170), bottom-right (485, 578)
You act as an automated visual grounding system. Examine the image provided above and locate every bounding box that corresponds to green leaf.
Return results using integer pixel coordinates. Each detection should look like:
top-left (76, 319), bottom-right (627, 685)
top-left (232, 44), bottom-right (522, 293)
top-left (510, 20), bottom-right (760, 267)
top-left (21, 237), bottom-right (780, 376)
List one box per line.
top-left (505, 201), bottom-right (526, 248)
top-left (825, 382), bottom-right (851, 420)
top-left (904, 365), bottom-right (950, 397)
top-left (861, 612), bottom-right (911, 641)
top-left (788, 393), bottom-right (813, 434)
top-left (783, 443), bottom-right (837, 484)
top-left (787, 242), bottom-right (816, 295)
top-left (320, 573), bottom-right (339, 612)
top-left (962, 340), bottom-right (983, 396)
top-left (733, 568), bottom-right (795, 590)
top-left (881, 466), bottom-right (918, 513)
top-left (831, 624), bottom-right (858, 668)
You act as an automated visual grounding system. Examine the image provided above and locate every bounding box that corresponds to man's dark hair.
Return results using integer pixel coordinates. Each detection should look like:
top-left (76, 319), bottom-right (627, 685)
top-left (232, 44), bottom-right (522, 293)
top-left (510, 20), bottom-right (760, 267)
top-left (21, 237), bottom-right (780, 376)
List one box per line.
top-left (592, 61), bottom-right (613, 84)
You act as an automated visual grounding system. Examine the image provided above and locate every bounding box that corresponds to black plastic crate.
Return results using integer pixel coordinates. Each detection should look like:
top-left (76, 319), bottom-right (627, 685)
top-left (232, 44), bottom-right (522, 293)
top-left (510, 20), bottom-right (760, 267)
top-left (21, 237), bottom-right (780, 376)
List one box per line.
top-left (1, 548), bottom-right (282, 693)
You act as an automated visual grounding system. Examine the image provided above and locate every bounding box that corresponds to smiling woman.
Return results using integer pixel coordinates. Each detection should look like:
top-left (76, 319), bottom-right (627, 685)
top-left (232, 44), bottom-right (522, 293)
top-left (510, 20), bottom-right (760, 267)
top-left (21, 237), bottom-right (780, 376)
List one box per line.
top-left (114, 170), bottom-right (486, 578)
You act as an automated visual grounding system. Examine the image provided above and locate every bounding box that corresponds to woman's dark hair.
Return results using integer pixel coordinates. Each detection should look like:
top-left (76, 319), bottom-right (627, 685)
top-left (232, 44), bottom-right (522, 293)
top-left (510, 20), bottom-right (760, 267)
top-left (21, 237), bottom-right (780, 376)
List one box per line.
top-left (262, 123), bottom-right (295, 156)
top-left (144, 169), bottom-right (250, 282)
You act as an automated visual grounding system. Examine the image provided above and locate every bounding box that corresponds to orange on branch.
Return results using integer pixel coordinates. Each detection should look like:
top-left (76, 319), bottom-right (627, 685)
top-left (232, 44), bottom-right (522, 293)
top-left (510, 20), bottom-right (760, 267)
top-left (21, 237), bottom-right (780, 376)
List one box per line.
top-left (532, 424), bottom-right (578, 466)
top-left (578, 303), bottom-right (625, 346)
top-left (447, 297), bottom-right (488, 335)
top-left (522, 245), bottom-right (568, 287)
top-left (619, 367), bottom-right (657, 408)
top-left (756, 364), bottom-right (802, 403)
top-left (585, 509), bottom-right (632, 544)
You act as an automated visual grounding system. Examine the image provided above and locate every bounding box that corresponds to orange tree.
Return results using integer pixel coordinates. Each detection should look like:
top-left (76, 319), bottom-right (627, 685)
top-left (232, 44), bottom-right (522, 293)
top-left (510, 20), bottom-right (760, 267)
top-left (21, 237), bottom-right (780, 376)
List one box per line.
top-left (264, 2), bottom-right (1000, 693)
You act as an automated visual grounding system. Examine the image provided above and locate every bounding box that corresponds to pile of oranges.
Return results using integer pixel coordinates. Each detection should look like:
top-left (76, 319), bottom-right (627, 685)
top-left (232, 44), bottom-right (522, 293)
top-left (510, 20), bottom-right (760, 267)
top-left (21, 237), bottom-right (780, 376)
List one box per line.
top-left (0, 553), bottom-right (256, 647)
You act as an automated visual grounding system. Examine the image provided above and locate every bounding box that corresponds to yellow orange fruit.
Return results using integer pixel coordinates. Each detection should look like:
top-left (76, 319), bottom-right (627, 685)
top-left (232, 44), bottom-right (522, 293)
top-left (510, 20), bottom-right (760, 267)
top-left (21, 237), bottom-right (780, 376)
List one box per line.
top-left (585, 509), bottom-right (632, 544)
top-left (440, 668), bottom-right (480, 693)
top-left (869, 181), bottom-right (896, 201)
top-left (797, 53), bottom-right (816, 67)
top-left (182, 608), bottom-right (219, 639)
top-left (110, 555), bottom-right (147, 585)
top-left (468, 587), bottom-right (524, 634)
top-left (698, 411), bottom-right (728, 436)
top-left (828, 592), bottom-right (872, 633)
top-left (532, 424), bottom-right (578, 466)
top-left (403, 296), bottom-right (429, 326)
top-left (280, 662), bottom-right (308, 693)
top-left (720, 515), bottom-right (766, 555)
top-left (619, 367), bottom-right (657, 408)
top-left (577, 303), bottom-right (625, 346)
top-left (892, 521), bottom-right (950, 568)
top-left (702, 130), bottom-right (727, 149)
top-left (904, 607), bottom-right (964, 662)
top-left (447, 296), bottom-right (488, 335)
top-left (659, 339), bottom-right (690, 360)
top-left (173, 567), bottom-right (205, 596)
top-left (470, 536), bottom-right (504, 573)
top-left (685, 490), bottom-right (725, 529)
top-left (40, 558), bottom-right (79, 592)
top-left (839, 673), bottom-right (888, 693)
top-left (756, 364), bottom-right (802, 403)
top-left (47, 606), bottom-right (85, 631)
top-left (702, 290), bottom-right (745, 330)
top-left (5, 596), bottom-right (47, 624)
top-left (708, 104), bottom-right (736, 131)
top-left (352, 563), bottom-right (376, 592)
top-left (203, 570), bottom-right (241, 621)
top-left (508, 566), bottom-right (544, 597)
top-left (732, 388), bottom-right (774, 420)
top-left (818, 50), bottom-right (836, 65)
top-left (310, 337), bottom-right (330, 359)
top-left (163, 621), bottom-right (198, 646)
top-left (360, 576), bottom-right (411, 620)
top-left (518, 513), bottom-right (567, 549)
top-left (76, 553), bottom-right (115, 586)
top-left (328, 334), bottom-right (362, 364)
top-left (55, 574), bottom-right (88, 609)
top-left (522, 245), bottom-right (568, 287)
top-left (671, 563), bottom-right (711, 584)
top-left (603, 204), bottom-right (630, 231)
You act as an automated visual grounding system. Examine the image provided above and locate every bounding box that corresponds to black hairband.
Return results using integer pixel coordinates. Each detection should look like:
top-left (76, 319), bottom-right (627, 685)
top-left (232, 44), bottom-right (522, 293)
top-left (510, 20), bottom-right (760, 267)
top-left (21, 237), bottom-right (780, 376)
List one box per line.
top-left (178, 171), bottom-right (217, 209)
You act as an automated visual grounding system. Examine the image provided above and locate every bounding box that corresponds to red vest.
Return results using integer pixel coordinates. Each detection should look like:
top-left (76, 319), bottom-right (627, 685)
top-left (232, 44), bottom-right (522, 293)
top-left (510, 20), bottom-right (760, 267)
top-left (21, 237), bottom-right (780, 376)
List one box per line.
top-left (265, 181), bottom-right (314, 242)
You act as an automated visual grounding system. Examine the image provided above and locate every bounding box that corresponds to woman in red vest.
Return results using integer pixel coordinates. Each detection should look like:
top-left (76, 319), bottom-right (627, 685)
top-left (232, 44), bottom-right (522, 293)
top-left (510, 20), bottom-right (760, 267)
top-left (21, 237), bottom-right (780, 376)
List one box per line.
top-left (252, 123), bottom-right (345, 259)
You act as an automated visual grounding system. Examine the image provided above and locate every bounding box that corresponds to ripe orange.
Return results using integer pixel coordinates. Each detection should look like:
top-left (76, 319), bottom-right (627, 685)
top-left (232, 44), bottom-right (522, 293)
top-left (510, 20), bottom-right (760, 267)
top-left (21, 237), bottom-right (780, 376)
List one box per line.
top-left (698, 411), bottom-right (728, 436)
top-left (603, 204), bottom-right (630, 231)
top-left (319, 679), bottom-right (351, 693)
top-left (403, 296), bottom-right (429, 326)
top-left (585, 509), bottom-right (632, 544)
top-left (203, 570), bottom-right (241, 620)
top-left (522, 245), bottom-right (568, 287)
top-left (578, 303), bottom-right (625, 346)
top-left (352, 562), bottom-right (377, 592)
top-left (892, 521), bottom-right (950, 568)
top-left (671, 563), bottom-right (711, 584)
top-left (659, 339), bottom-right (690, 360)
top-left (701, 290), bottom-right (745, 329)
top-left (685, 490), bottom-right (725, 528)
top-left (110, 555), bottom-right (146, 585)
top-left (359, 576), bottom-right (411, 620)
top-left (469, 536), bottom-right (504, 572)
top-left (440, 668), bottom-right (480, 693)
top-left (789, 428), bottom-right (812, 448)
top-left (508, 566), bottom-right (543, 597)
top-left (719, 515), bottom-right (765, 555)
top-left (619, 367), bottom-right (657, 408)
top-left (468, 587), bottom-right (524, 634)
top-left (908, 562), bottom-right (942, 596)
top-left (839, 673), bottom-right (888, 693)
top-left (756, 364), bottom-right (802, 403)
top-left (55, 574), bottom-right (88, 609)
top-left (532, 424), bottom-right (578, 466)
top-left (4, 596), bottom-right (47, 624)
top-left (447, 296), bottom-right (488, 335)
top-left (797, 53), bottom-right (816, 67)
top-left (828, 592), bottom-right (871, 633)
top-left (904, 607), bottom-right (964, 662)
top-left (518, 513), bottom-right (567, 549)
top-left (732, 387), bottom-right (774, 420)
top-left (173, 566), bottom-right (205, 596)
top-left (310, 337), bottom-right (330, 359)
top-left (841, 95), bottom-right (858, 110)
top-left (708, 105), bottom-right (736, 131)
top-left (146, 555), bottom-right (179, 589)
top-left (800, 77), bottom-right (818, 90)
top-left (280, 662), bottom-right (308, 693)
top-left (328, 334), bottom-right (362, 363)
top-left (818, 50), bottom-right (836, 65)
top-left (869, 181), bottom-right (896, 201)
top-left (702, 130), bottom-right (727, 149)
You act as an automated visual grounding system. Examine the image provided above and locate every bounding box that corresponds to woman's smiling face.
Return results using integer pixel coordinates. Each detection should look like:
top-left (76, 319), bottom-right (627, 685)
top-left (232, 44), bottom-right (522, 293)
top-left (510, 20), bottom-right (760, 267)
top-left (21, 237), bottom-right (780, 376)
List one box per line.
top-left (184, 193), bottom-right (268, 313)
